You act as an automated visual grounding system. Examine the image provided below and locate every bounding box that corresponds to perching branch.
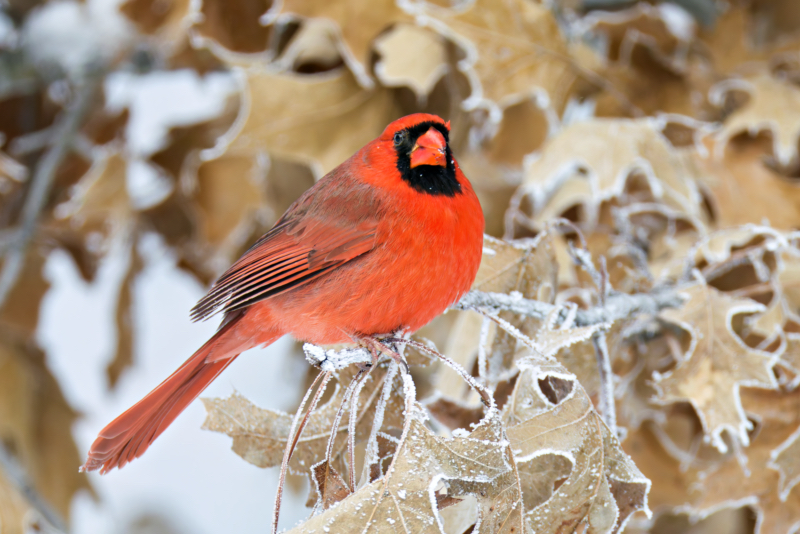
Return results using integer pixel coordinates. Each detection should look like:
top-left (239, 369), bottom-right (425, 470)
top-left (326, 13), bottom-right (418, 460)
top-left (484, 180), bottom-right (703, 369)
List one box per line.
top-left (456, 288), bottom-right (684, 330)
top-left (0, 71), bottom-right (101, 309)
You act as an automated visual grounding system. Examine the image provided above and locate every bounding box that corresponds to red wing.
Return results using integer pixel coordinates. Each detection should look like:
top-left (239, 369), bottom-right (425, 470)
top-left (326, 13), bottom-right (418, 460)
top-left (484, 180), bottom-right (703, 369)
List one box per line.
top-left (190, 217), bottom-right (377, 321)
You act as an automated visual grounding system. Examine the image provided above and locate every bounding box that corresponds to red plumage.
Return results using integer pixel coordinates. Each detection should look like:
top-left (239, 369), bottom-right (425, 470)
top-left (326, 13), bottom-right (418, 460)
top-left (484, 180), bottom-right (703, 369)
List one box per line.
top-left (82, 113), bottom-right (485, 474)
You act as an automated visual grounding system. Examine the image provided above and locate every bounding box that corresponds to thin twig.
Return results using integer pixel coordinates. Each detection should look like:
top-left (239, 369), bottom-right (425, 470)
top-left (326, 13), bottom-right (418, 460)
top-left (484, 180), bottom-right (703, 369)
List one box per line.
top-left (457, 288), bottom-right (684, 329)
top-left (348, 365), bottom-right (375, 492)
top-left (273, 371), bottom-right (332, 534)
top-left (592, 331), bottom-right (617, 432)
top-left (0, 73), bottom-right (101, 309)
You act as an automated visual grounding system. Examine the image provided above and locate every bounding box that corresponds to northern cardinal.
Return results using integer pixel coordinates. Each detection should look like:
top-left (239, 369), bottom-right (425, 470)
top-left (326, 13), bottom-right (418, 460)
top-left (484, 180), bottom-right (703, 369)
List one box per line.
top-left (82, 113), bottom-right (484, 474)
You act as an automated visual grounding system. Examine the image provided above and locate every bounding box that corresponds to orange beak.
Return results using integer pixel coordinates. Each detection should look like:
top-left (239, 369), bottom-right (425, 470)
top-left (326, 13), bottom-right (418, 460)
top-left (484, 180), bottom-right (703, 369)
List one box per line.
top-left (410, 127), bottom-right (447, 168)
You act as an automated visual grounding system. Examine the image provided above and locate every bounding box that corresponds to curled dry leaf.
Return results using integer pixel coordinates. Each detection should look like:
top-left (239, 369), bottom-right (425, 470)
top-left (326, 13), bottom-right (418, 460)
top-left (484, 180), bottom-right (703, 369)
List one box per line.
top-left (373, 24), bottom-right (448, 101)
top-left (411, 0), bottom-right (578, 114)
top-left (655, 282), bottom-right (778, 451)
top-left (512, 119), bottom-right (706, 230)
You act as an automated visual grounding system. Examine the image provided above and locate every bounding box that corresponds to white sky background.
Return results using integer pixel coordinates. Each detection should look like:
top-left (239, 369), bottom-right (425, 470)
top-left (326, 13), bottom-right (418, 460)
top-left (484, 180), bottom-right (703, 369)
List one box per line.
top-left (25, 17), bottom-right (312, 533)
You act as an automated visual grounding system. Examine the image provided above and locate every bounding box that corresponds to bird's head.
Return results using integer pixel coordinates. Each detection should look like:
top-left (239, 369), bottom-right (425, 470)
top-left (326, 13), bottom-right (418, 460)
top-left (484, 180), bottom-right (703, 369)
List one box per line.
top-left (379, 114), bottom-right (461, 197)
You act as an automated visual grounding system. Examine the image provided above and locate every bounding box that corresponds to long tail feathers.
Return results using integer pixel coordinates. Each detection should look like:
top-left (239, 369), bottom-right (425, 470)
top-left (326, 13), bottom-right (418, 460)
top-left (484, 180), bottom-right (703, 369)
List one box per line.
top-left (82, 315), bottom-right (276, 474)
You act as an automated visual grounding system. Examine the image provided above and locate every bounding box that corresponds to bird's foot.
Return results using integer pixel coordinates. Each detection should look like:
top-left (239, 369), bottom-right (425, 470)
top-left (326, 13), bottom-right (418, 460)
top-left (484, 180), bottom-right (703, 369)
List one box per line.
top-left (357, 335), bottom-right (410, 375)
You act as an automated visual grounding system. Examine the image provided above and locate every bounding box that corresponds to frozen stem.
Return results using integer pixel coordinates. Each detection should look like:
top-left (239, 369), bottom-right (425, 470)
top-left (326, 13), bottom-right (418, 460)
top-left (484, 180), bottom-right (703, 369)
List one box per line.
top-left (592, 332), bottom-right (617, 432)
top-left (457, 288), bottom-right (684, 329)
top-left (273, 371), bottom-right (333, 534)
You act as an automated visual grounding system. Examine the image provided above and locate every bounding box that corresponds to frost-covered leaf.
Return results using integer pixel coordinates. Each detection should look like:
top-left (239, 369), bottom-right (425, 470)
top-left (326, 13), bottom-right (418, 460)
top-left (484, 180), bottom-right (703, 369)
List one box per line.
top-left (222, 68), bottom-right (400, 177)
top-left (474, 234), bottom-right (557, 303)
top-left (506, 357), bottom-right (651, 533)
top-left (201, 366), bottom-right (403, 473)
top-left (694, 388), bottom-right (800, 534)
top-left (311, 459), bottom-right (351, 510)
top-left (288, 413), bottom-right (511, 533)
top-left (655, 282), bottom-right (778, 451)
top-left (691, 137), bottom-right (800, 230)
top-left (514, 119), bottom-right (706, 229)
top-left (374, 24), bottom-right (448, 100)
top-left (715, 74), bottom-right (800, 167)
top-left (410, 0), bottom-right (579, 113)
top-left (267, 0), bottom-right (411, 86)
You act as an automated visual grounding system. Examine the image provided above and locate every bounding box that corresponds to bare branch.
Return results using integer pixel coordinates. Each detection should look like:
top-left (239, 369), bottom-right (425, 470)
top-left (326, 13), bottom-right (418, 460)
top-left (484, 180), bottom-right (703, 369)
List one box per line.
top-left (0, 72), bottom-right (101, 309)
top-left (592, 331), bottom-right (617, 432)
top-left (457, 288), bottom-right (684, 330)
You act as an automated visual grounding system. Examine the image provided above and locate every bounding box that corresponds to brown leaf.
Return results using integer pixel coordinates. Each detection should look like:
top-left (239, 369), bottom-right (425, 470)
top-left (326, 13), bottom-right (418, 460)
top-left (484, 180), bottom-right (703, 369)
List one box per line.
top-left (374, 24), bottom-right (448, 100)
top-left (290, 414), bottom-right (511, 533)
top-left (194, 0), bottom-right (272, 56)
top-left (201, 365), bottom-right (403, 473)
top-left (0, 247), bottom-right (49, 338)
top-left (655, 282), bottom-right (778, 451)
top-left (269, 0), bottom-right (411, 85)
top-left (120, 0), bottom-right (190, 36)
top-left (223, 67), bottom-right (400, 176)
top-left (504, 357), bottom-right (651, 533)
top-left (311, 459), bottom-right (351, 509)
top-left (414, 0), bottom-right (578, 114)
top-left (514, 119), bottom-right (707, 230)
top-left (691, 135), bottom-right (800, 231)
top-left (106, 242), bottom-right (142, 386)
top-left (0, 335), bottom-right (90, 519)
top-left (715, 74), bottom-right (800, 168)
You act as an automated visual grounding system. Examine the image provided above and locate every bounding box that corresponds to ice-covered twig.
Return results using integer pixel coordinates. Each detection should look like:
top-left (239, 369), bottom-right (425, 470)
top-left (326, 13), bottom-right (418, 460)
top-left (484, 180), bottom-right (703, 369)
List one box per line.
top-left (457, 288), bottom-right (684, 330)
top-left (304, 343), bottom-right (371, 370)
top-left (273, 371), bottom-right (332, 534)
top-left (362, 361), bottom-right (399, 485)
top-left (592, 332), bottom-right (617, 432)
top-left (384, 337), bottom-right (495, 408)
top-left (0, 72), bottom-right (100, 309)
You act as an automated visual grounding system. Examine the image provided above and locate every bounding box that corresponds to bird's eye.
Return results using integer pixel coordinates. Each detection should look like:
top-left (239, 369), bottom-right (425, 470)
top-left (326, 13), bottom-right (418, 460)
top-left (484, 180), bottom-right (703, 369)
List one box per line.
top-left (393, 131), bottom-right (406, 146)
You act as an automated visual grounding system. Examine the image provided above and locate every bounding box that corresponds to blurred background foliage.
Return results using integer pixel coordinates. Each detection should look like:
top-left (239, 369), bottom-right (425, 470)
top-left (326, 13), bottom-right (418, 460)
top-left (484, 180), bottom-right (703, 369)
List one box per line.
top-left (0, 0), bottom-right (799, 532)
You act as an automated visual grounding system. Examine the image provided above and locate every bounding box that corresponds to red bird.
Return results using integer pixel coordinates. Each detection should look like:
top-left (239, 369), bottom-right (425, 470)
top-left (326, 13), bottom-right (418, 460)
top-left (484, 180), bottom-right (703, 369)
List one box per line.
top-left (82, 113), bottom-right (484, 473)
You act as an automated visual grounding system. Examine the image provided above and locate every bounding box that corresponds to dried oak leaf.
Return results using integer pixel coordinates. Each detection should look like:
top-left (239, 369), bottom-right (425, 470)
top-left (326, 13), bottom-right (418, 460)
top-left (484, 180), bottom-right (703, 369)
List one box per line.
top-left (201, 366), bottom-right (403, 473)
top-left (695, 388), bottom-right (800, 534)
top-left (120, 0), bottom-right (190, 39)
top-left (699, 5), bottom-right (800, 76)
top-left (106, 243), bottom-right (143, 387)
top-left (193, 0), bottom-right (273, 58)
top-left (266, 0), bottom-right (412, 86)
top-left (373, 23), bottom-right (448, 101)
top-left (654, 282), bottom-right (778, 451)
top-left (0, 247), bottom-right (49, 338)
top-left (222, 67), bottom-right (400, 177)
top-left (588, 3), bottom-right (690, 71)
top-left (61, 152), bottom-right (132, 247)
top-left (690, 135), bottom-right (800, 230)
top-left (287, 412), bottom-right (511, 533)
top-left (513, 119), bottom-right (706, 229)
top-left (715, 74), bottom-right (800, 167)
top-left (311, 459), bottom-right (351, 510)
top-left (410, 0), bottom-right (579, 114)
top-left (0, 336), bottom-right (90, 519)
top-left (504, 357), bottom-right (651, 533)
